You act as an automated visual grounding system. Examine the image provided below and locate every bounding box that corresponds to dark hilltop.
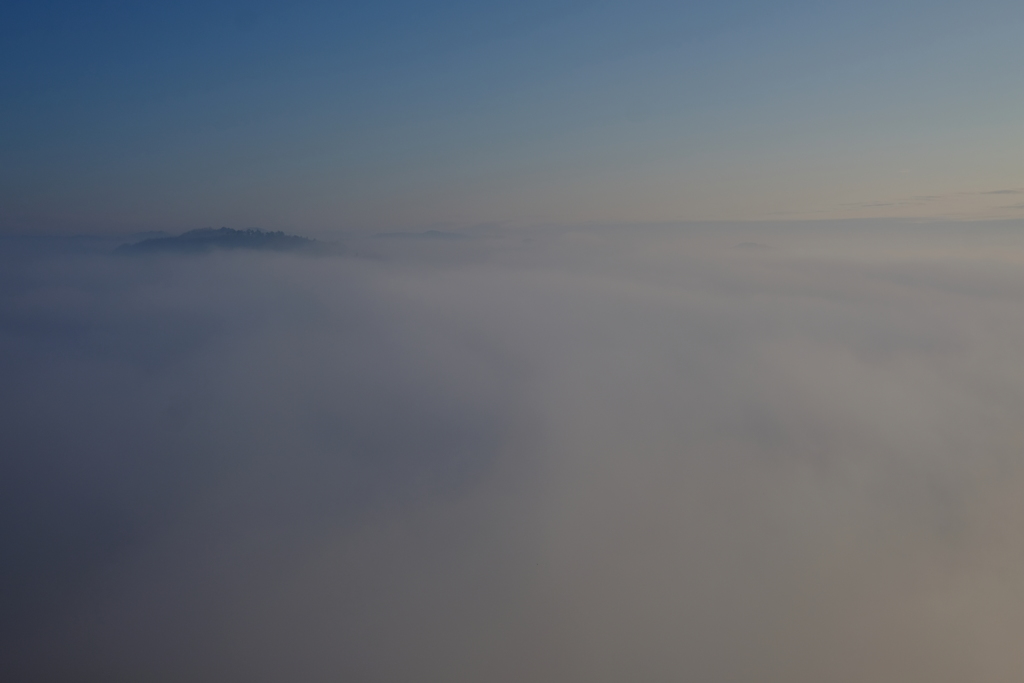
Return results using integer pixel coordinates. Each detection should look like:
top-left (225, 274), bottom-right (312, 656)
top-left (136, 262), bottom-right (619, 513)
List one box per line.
top-left (117, 227), bottom-right (316, 254)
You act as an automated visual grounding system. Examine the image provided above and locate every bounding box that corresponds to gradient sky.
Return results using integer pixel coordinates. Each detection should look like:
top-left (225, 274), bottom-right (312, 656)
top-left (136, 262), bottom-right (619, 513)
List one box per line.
top-left (3, 0), bottom-right (1023, 234)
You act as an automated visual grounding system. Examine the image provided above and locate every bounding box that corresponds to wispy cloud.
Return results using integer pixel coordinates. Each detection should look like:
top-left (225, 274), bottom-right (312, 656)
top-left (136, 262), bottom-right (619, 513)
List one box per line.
top-left (839, 198), bottom-right (933, 209)
top-left (835, 187), bottom-right (1024, 216)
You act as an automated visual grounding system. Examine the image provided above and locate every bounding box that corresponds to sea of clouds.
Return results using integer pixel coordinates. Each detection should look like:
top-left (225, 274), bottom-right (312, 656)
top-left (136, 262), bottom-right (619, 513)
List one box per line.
top-left (3, 221), bottom-right (1024, 682)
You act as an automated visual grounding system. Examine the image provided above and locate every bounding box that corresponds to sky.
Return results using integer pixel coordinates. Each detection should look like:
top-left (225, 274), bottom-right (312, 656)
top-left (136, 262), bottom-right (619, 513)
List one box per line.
top-left (3, 0), bottom-right (1024, 234)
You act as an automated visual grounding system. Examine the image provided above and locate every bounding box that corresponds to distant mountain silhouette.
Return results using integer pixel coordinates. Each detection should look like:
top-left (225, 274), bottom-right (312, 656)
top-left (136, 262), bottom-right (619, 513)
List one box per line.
top-left (117, 228), bottom-right (315, 253)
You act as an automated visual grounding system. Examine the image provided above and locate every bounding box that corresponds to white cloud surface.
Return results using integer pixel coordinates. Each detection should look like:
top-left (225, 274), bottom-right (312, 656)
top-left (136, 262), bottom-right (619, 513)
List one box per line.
top-left (3, 222), bottom-right (1024, 682)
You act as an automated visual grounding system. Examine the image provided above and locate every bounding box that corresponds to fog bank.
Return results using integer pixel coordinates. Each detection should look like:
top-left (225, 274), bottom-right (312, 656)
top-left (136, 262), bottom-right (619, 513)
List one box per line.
top-left (3, 222), bottom-right (1024, 682)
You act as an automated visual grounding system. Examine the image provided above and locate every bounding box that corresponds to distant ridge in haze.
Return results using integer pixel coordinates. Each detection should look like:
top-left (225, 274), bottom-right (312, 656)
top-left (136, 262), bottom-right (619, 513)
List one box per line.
top-left (374, 230), bottom-right (468, 241)
top-left (118, 228), bottom-right (315, 253)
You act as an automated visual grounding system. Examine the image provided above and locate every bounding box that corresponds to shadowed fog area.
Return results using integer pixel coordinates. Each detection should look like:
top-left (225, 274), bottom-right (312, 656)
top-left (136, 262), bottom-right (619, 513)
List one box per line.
top-left (3, 222), bottom-right (1024, 681)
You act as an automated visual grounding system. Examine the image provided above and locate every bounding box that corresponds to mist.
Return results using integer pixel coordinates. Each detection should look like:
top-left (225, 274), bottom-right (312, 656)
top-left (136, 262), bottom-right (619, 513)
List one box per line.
top-left (3, 222), bottom-right (1024, 682)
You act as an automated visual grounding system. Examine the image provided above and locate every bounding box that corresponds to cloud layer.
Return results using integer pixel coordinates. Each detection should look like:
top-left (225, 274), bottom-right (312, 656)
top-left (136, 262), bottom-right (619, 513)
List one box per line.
top-left (3, 223), bottom-right (1024, 682)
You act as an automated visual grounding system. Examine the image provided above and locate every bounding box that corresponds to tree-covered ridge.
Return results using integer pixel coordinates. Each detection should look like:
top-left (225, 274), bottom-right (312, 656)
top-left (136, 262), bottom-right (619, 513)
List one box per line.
top-left (118, 228), bottom-right (314, 253)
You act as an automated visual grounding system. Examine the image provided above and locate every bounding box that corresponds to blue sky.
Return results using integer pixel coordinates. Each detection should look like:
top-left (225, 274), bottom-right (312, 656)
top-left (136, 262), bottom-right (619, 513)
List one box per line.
top-left (2, 0), bottom-right (1023, 234)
